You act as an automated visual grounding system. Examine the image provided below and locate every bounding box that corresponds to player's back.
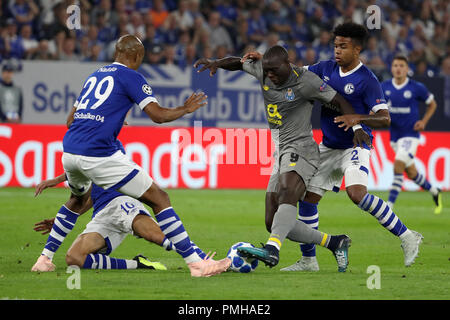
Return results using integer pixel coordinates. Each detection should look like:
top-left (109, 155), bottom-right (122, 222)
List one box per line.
top-left (381, 78), bottom-right (432, 142)
top-left (63, 62), bottom-right (156, 157)
top-left (307, 60), bottom-right (387, 149)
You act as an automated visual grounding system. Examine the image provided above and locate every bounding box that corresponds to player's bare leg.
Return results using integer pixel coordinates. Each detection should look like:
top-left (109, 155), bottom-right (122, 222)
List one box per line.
top-left (137, 183), bottom-right (230, 277)
top-left (66, 232), bottom-right (106, 267)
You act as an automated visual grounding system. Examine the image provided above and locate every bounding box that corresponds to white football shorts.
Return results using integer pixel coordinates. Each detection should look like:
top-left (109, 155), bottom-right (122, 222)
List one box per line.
top-left (81, 196), bottom-right (154, 254)
top-left (390, 137), bottom-right (420, 168)
top-left (62, 150), bottom-right (153, 198)
top-left (307, 143), bottom-right (371, 196)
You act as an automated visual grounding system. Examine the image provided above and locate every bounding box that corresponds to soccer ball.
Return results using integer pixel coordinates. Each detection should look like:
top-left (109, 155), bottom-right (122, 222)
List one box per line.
top-left (226, 242), bottom-right (259, 273)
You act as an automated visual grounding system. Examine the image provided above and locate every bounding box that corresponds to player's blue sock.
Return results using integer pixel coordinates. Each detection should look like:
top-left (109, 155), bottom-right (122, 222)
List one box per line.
top-left (298, 201), bottom-right (319, 257)
top-left (358, 193), bottom-right (408, 236)
top-left (83, 253), bottom-right (136, 269)
top-left (42, 205), bottom-right (79, 259)
top-left (388, 173), bottom-right (403, 205)
top-left (155, 207), bottom-right (200, 263)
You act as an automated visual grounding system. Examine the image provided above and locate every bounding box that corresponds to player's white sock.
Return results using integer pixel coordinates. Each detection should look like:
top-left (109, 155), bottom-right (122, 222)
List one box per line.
top-left (358, 193), bottom-right (408, 237)
top-left (155, 207), bottom-right (201, 264)
top-left (42, 205), bottom-right (79, 260)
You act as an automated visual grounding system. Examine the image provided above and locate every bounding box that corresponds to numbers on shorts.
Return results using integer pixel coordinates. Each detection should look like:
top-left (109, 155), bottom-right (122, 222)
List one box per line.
top-left (77, 76), bottom-right (115, 110)
top-left (120, 202), bottom-right (136, 215)
top-left (401, 139), bottom-right (412, 151)
top-left (290, 153), bottom-right (299, 162)
top-left (351, 149), bottom-right (359, 161)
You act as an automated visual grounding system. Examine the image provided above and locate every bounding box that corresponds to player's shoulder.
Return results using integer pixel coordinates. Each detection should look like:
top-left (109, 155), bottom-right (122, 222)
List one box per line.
top-left (357, 64), bottom-right (381, 85)
top-left (408, 78), bottom-right (427, 89)
top-left (381, 79), bottom-right (392, 88)
top-left (308, 59), bottom-right (336, 71)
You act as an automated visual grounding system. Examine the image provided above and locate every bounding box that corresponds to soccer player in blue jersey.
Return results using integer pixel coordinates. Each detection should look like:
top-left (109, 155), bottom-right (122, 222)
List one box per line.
top-left (283, 23), bottom-right (424, 271)
top-left (31, 35), bottom-right (230, 277)
top-left (382, 55), bottom-right (442, 214)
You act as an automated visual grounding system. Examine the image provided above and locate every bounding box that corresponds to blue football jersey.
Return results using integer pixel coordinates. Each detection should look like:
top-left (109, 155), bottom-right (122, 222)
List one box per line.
top-left (63, 62), bottom-right (158, 157)
top-left (307, 60), bottom-right (387, 149)
top-left (381, 78), bottom-right (433, 142)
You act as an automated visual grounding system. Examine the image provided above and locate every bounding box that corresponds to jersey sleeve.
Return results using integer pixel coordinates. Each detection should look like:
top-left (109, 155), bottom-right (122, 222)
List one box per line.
top-left (300, 70), bottom-right (336, 104)
top-left (242, 59), bottom-right (264, 81)
top-left (415, 81), bottom-right (434, 104)
top-left (305, 61), bottom-right (327, 78)
top-left (363, 74), bottom-right (388, 113)
top-left (122, 70), bottom-right (158, 110)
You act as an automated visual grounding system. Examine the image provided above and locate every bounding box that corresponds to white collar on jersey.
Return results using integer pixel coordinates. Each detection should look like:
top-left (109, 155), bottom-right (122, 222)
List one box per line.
top-left (112, 62), bottom-right (127, 67)
top-left (339, 61), bottom-right (363, 77)
top-left (391, 77), bottom-right (409, 90)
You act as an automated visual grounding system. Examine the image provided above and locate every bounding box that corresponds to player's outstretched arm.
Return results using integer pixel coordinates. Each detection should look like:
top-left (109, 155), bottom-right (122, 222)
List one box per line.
top-left (143, 92), bottom-right (207, 124)
top-left (194, 57), bottom-right (243, 76)
top-left (34, 173), bottom-right (67, 197)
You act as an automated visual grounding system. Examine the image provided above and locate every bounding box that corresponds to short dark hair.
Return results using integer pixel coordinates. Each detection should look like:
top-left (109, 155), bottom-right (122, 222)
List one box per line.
top-left (263, 45), bottom-right (289, 63)
top-left (393, 54), bottom-right (409, 64)
top-left (333, 22), bottom-right (369, 48)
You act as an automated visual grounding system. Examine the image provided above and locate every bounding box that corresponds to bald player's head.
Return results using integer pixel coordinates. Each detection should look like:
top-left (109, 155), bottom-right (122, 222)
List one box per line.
top-left (114, 34), bottom-right (145, 70)
top-left (262, 45), bottom-right (291, 86)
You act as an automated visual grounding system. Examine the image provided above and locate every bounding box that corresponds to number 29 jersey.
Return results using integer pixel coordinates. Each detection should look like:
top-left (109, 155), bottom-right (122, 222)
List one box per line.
top-left (63, 62), bottom-right (157, 157)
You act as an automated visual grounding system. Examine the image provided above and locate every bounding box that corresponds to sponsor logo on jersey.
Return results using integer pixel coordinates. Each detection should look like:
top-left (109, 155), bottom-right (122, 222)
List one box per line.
top-left (319, 82), bottom-right (328, 91)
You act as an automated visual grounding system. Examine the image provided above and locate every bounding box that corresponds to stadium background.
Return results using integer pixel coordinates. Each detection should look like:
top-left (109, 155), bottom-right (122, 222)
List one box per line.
top-left (0, 0), bottom-right (449, 191)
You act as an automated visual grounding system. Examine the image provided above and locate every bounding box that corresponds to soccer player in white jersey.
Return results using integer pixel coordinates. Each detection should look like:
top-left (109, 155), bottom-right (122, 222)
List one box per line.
top-left (32, 142), bottom-right (208, 272)
top-left (31, 35), bottom-right (230, 277)
top-left (381, 55), bottom-right (442, 214)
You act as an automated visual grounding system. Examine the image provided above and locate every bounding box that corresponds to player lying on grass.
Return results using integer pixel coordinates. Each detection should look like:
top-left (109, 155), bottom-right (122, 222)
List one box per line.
top-left (32, 166), bottom-right (209, 272)
top-left (194, 44), bottom-right (373, 272)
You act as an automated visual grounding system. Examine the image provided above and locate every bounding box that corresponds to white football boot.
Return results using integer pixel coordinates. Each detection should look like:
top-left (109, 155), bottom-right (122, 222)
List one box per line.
top-left (401, 230), bottom-right (424, 267)
top-left (280, 256), bottom-right (319, 272)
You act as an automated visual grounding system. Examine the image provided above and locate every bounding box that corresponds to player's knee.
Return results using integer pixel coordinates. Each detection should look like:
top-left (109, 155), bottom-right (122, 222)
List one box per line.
top-left (65, 251), bottom-right (86, 268)
top-left (346, 186), bottom-right (366, 205)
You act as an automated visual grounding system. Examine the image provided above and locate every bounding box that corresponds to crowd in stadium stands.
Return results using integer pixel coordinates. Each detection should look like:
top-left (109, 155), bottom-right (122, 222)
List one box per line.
top-left (0, 0), bottom-right (449, 80)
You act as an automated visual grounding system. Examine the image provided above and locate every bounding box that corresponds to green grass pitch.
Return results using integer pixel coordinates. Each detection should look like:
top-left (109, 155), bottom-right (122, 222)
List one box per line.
top-left (0, 187), bottom-right (448, 300)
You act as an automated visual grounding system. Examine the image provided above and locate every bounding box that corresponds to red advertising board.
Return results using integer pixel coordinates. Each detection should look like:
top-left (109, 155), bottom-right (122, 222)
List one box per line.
top-left (0, 124), bottom-right (449, 190)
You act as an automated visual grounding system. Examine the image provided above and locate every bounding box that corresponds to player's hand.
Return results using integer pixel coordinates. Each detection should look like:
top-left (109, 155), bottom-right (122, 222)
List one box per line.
top-left (353, 129), bottom-right (372, 149)
top-left (33, 218), bottom-right (55, 235)
top-left (334, 114), bottom-right (363, 131)
top-left (413, 120), bottom-right (426, 131)
top-left (183, 92), bottom-right (208, 113)
top-left (241, 51), bottom-right (262, 63)
top-left (34, 179), bottom-right (58, 197)
top-left (193, 58), bottom-right (218, 76)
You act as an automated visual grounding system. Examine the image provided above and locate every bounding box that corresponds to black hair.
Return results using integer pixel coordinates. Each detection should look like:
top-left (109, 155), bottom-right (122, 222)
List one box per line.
top-left (263, 45), bottom-right (289, 63)
top-left (333, 22), bottom-right (369, 48)
top-left (393, 54), bottom-right (409, 64)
